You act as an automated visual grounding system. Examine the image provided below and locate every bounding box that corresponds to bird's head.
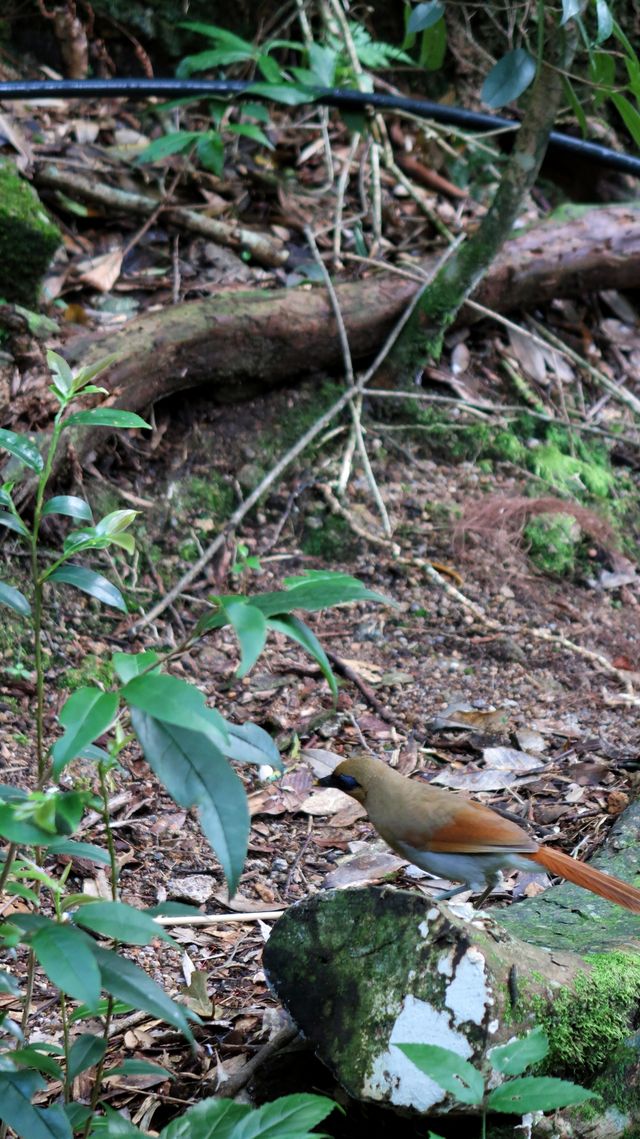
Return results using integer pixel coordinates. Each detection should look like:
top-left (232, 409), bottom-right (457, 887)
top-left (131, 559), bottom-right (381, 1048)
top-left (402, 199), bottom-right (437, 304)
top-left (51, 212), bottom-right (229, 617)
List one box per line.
top-left (318, 754), bottom-right (387, 805)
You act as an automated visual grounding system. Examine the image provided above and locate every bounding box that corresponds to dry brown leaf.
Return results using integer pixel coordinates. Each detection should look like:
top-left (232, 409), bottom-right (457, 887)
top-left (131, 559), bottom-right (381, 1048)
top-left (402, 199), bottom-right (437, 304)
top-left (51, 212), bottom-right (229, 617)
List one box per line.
top-left (299, 787), bottom-right (346, 816)
top-left (482, 746), bottom-right (543, 773)
top-left (432, 702), bottom-right (510, 732)
top-left (431, 768), bottom-right (518, 791)
top-left (76, 249), bottom-right (123, 292)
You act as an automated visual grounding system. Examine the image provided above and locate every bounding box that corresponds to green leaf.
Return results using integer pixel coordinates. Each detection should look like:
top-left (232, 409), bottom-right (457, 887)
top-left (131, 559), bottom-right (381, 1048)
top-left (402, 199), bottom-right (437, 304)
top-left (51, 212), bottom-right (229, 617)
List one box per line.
top-left (226, 122), bottom-right (274, 149)
top-left (0, 581), bottom-right (31, 616)
top-left (105, 1059), bottom-right (172, 1079)
top-left (229, 1093), bottom-right (337, 1138)
top-left (160, 1098), bottom-right (252, 1139)
top-left (0, 511), bottom-right (29, 537)
top-left (47, 350), bottom-right (74, 394)
top-left (397, 1044), bottom-right (484, 1105)
top-left (42, 496), bottom-right (93, 521)
top-left (267, 614), bottom-right (337, 701)
top-left (223, 599), bottom-right (267, 677)
top-left (308, 43), bottom-right (337, 87)
top-left (481, 49), bottom-right (536, 108)
top-left (407, 2), bottom-right (445, 32)
top-left (611, 92), bottom-right (640, 149)
top-left (487, 1076), bottom-right (598, 1114)
top-left (562, 77), bottom-right (588, 136)
top-left (419, 16), bottom-right (447, 70)
top-left (30, 922), bottom-right (101, 1008)
top-left (47, 838), bottom-right (111, 864)
top-left (12, 1047), bottom-right (63, 1080)
top-left (489, 1028), bottom-right (549, 1076)
top-left (196, 131), bottom-right (225, 175)
top-left (123, 673), bottom-right (227, 748)
top-left (92, 945), bottom-right (195, 1043)
top-left (0, 1070), bottom-right (73, 1139)
top-left (144, 902), bottom-right (203, 918)
top-left (560, 0), bottom-right (582, 23)
top-left (86, 1103), bottom-right (145, 1135)
top-left (0, 806), bottom-right (60, 845)
top-left (0, 429), bottom-right (43, 472)
top-left (199, 572), bottom-right (391, 633)
top-left (130, 712), bottom-right (248, 895)
top-left (136, 131), bottom-right (202, 163)
top-left (219, 720), bottom-right (282, 769)
top-left (65, 409), bottom-right (150, 429)
top-left (594, 0), bottom-right (614, 43)
top-left (67, 1034), bottom-right (107, 1082)
top-left (48, 566), bottom-right (127, 612)
top-left (247, 82), bottom-right (314, 106)
top-left (73, 900), bottom-right (175, 946)
top-left (51, 688), bottom-right (119, 776)
top-left (112, 650), bottom-right (160, 684)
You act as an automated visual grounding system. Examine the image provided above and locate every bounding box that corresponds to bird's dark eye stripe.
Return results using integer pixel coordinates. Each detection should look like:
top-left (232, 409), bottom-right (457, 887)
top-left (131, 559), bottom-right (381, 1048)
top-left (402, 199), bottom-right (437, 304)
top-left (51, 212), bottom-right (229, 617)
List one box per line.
top-left (335, 774), bottom-right (360, 791)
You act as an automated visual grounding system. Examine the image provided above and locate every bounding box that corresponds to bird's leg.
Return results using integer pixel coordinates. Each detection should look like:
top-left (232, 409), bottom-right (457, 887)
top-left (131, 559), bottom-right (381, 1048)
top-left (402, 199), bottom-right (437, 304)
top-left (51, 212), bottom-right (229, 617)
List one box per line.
top-left (435, 884), bottom-right (469, 901)
top-left (472, 873), bottom-right (502, 910)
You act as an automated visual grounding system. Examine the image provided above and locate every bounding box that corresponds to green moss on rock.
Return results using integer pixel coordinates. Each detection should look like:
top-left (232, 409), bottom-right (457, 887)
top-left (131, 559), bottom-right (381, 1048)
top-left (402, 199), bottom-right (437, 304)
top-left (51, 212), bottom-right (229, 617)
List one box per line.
top-left (0, 161), bottom-right (61, 307)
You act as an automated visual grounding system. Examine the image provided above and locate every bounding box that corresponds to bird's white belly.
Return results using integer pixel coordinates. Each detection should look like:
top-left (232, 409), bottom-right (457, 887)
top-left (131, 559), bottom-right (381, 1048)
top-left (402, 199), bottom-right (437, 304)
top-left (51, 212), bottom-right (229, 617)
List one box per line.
top-left (396, 844), bottom-right (535, 890)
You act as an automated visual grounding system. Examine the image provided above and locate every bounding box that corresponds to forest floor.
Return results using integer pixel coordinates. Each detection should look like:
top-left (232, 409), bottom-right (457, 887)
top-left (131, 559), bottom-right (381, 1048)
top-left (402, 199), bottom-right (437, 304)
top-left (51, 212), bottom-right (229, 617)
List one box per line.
top-left (3, 373), bottom-right (640, 1132)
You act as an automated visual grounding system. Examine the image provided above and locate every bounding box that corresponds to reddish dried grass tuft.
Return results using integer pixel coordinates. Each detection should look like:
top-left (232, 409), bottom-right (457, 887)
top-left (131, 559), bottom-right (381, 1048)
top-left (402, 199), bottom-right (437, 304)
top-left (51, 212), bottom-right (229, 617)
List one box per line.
top-left (455, 494), bottom-right (617, 556)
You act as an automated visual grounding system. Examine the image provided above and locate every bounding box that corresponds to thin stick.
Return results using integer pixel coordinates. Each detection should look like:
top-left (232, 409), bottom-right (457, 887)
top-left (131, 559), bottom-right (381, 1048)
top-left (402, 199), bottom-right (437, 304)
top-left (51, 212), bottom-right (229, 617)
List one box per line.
top-left (304, 224), bottom-right (392, 535)
top-left (153, 910), bottom-right (285, 926)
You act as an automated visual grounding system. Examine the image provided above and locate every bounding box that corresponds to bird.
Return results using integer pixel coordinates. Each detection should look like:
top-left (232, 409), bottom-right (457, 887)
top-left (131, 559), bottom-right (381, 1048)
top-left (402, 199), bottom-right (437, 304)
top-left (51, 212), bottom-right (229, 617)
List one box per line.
top-left (319, 754), bottom-right (640, 912)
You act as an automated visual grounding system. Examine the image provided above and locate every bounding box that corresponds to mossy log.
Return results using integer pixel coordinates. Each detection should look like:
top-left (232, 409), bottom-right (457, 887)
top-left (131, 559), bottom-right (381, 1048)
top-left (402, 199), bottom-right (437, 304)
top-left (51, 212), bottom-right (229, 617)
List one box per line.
top-left (36, 202), bottom-right (639, 476)
top-left (263, 802), bottom-right (640, 1134)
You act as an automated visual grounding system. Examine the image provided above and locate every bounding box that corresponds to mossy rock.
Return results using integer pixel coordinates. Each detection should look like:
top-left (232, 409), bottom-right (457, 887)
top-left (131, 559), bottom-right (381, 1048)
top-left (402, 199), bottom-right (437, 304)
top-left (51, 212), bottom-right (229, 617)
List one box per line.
top-left (0, 161), bottom-right (61, 307)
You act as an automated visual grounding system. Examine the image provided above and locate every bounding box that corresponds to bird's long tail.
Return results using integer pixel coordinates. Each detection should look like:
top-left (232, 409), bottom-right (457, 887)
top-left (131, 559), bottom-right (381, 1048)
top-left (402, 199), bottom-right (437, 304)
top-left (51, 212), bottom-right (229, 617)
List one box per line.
top-left (529, 846), bottom-right (640, 914)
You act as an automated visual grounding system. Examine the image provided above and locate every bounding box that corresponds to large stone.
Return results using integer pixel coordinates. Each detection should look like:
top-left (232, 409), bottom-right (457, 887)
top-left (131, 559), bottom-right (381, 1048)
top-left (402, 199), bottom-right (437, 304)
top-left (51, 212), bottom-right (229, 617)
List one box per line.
top-left (0, 161), bottom-right (61, 307)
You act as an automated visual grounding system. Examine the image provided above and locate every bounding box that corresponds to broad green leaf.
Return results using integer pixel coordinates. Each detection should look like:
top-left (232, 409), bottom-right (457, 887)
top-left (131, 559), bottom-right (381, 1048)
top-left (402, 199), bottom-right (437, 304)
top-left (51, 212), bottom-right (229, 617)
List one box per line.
top-left (178, 22), bottom-right (254, 47)
top-left (42, 496), bottom-right (93, 521)
top-left (229, 1093), bottom-right (337, 1138)
top-left (46, 838), bottom-right (110, 864)
top-left (308, 43), bottom-right (337, 87)
top-left (0, 581), bottom-right (31, 616)
top-left (73, 900), bottom-right (175, 946)
top-left (92, 945), bottom-right (195, 1043)
top-left (30, 922), bottom-right (101, 1008)
top-left (0, 806), bottom-right (60, 845)
top-left (407, 1), bottom-right (445, 33)
top-left (51, 687), bottom-right (119, 776)
top-left (6, 882), bottom-right (41, 904)
top-left (112, 650), bottom-right (160, 684)
top-left (0, 511), bottom-right (29, 537)
top-left (67, 1034), bottom-right (107, 1082)
top-left (226, 122), bottom-right (274, 149)
top-left (0, 1069), bottom-right (72, 1139)
top-left (65, 410), bottom-right (150, 429)
top-left (11, 1047), bottom-right (63, 1080)
top-left (223, 599), bottom-right (267, 677)
top-left (267, 614), bottom-right (337, 701)
top-left (560, 0), bottom-right (581, 23)
top-left (397, 1044), bottom-right (484, 1105)
top-left (48, 566), bottom-right (127, 612)
top-left (611, 93), bottom-right (640, 149)
top-left (220, 720), bottom-right (282, 769)
top-left (487, 1075), bottom-right (598, 1114)
top-left (160, 1098), bottom-right (252, 1139)
top-left (123, 673), bottom-right (227, 748)
top-left (105, 1059), bottom-right (172, 1079)
top-left (144, 902), bottom-right (203, 918)
top-left (0, 969), bottom-right (22, 995)
top-left (86, 1103), bottom-right (145, 1135)
top-left (594, 0), bottom-right (614, 43)
top-left (198, 573), bottom-right (391, 634)
top-left (196, 131), bottom-right (224, 175)
top-left (47, 350), bottom-right (74, 394)
top-left (136, 131), bottom-right (202, 163)
top-left (247, 82), bottom-right (313, 105)
top-left (419, 15), bottom-right (447, 70)
top-left (95, 510), bottom-right (137, 536)
top-left (130, 712), bottom-right (248, 894)
top-left (481, 49), bottom-right (536, 108)
top-left (489, 1027), bottom-right (549, 1076)
top-left (0, 428), bottom-right (43, 472)
top-left (0, 487), bottom-right (11, 506)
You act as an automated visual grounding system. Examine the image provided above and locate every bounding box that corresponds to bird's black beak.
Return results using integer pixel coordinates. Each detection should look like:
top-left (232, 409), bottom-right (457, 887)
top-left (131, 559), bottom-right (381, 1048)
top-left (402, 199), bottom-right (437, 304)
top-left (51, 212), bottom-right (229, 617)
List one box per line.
top-left (318, 774), bottom-right (336, 788)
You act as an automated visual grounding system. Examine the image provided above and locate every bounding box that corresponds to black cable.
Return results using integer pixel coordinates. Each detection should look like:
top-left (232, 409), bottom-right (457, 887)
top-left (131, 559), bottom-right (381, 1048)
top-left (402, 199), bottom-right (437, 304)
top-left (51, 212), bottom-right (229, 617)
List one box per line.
top-left (0, 77), bottom-right (638, 177)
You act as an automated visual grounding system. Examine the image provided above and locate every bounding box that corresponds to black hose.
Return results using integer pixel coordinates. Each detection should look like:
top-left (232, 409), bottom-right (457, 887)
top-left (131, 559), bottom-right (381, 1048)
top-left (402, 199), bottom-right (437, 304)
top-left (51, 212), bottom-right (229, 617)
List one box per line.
top-left (1, 77), bottom-right (638, 177)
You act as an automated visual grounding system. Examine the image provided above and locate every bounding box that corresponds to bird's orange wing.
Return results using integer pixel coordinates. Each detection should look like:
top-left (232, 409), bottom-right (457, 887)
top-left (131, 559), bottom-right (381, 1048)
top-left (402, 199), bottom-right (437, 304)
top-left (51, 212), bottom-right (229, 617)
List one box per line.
top-left (404, 797), bottom-right (538, 855)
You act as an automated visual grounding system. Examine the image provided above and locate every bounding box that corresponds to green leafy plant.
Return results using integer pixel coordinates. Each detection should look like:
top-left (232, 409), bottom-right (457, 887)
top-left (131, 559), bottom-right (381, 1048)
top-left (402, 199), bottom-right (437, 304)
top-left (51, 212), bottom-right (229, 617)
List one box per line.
top-left (398, 1027), bottom-right (598, 1138)
top-left (0, 352), bottom-right (388, 1136)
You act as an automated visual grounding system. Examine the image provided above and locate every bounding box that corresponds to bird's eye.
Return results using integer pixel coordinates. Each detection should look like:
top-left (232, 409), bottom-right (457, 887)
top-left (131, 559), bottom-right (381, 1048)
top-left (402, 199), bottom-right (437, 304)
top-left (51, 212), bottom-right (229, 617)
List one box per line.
top-left (335, 774), bottom-right (360, 791)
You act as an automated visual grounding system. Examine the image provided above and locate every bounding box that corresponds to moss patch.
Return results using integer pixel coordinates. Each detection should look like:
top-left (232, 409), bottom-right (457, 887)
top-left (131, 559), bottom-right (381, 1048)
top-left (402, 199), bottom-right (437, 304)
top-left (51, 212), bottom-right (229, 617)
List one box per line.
top-left (302, 515), bottom-right (357, 560)
top-left (520, 951), bottom-right (640, 1081)
top-left (0, 160), bottom-right (61, 307)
